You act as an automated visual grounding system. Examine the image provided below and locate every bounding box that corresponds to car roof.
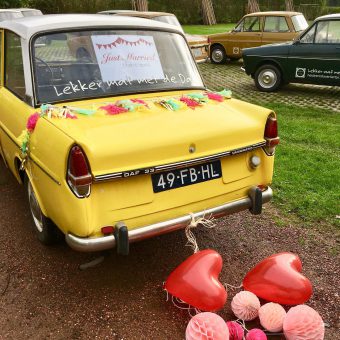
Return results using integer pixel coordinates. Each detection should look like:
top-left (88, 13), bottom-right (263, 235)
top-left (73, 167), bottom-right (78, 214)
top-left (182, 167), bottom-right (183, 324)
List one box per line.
top-left (0, 9), bottom-right (22, 13)
top-left (315, 13), bottom-right (340, 20)
top-left (0, 14), bottom-right (182, 39)
top-left (99, 10), bottom-right (175, 18)
top-left (245, 11), bottom-right (302, 17)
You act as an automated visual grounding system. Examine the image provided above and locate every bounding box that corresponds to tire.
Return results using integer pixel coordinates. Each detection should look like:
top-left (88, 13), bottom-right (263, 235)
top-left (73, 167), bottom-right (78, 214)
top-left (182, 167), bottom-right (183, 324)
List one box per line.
top-left (210, 45), bottom-right (227, 64)
top-left (26, 177), bottom-right (63, 245)
top-left (254, 64), bottom-right (282, 92)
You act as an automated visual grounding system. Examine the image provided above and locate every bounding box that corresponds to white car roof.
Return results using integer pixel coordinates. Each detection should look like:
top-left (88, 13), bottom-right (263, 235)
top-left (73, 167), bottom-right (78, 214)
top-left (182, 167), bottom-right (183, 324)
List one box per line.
top-left (0, 13), bottom-right (182, 39)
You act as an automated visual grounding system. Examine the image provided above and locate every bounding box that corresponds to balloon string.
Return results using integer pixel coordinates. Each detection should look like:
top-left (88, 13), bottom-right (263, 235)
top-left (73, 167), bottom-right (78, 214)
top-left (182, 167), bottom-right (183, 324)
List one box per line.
top-left (185, 213), bottom-right (216, 253)
top-left (169, 296), bottom-right (201, 317)
top-left (236, 319), bottom-right (249, 332)
top-left (224, 283), bottom-right (243, 290)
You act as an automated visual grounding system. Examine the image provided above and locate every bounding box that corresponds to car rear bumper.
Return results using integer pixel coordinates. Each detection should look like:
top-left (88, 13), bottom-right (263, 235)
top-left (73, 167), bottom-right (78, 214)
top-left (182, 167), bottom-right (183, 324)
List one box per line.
top-left (65, 186), bottom-right (272, 252)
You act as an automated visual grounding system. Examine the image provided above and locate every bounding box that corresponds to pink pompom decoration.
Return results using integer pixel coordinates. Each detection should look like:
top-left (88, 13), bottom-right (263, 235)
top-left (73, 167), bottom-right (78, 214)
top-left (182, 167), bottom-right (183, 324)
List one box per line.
top-left (131, 98), bottom-right (149, 107)
top-left (246, 329), bottom-right (267, 340)
top-left (180, 96), bottom-right (200, 109)
top-left (100, 104), bottom-right (128, 115)
top-left (186, 312), bottom-right (229, 340)
top-left (226, 321), bottom-right (244, 340)
top-left (283, 305), bottom-right (325, 340)
top-left (259, 302), bottom-right (286, 332)
top-left (206, 92), bottom-right (224, 102)
top-left (26, 112), bottom-right (40, 132)
top-left (65, 113), bottom-right (78, 119)
top-left (231, 291), bottom-right (260, 321)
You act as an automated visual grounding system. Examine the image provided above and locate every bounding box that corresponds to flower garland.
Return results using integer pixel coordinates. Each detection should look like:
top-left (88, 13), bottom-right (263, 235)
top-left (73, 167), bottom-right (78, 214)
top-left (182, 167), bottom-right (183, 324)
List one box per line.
top-left (156, 89), bottom-right (232, 111)
top-left (18, 105), bottom-right (81, 169)
top-left (18, 89), bottom-right (232, 168)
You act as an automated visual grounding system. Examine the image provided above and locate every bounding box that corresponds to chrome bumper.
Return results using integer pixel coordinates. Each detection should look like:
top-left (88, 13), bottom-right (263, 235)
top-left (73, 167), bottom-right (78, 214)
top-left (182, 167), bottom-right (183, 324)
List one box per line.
top-left (66, 186), bottom-right (272, 252)
top-left (241, 66), bottom-right (245, 72)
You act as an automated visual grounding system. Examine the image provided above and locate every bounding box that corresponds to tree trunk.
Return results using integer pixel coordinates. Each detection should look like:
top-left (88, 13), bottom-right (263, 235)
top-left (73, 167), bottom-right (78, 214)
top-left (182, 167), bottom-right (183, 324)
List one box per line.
top-left (247, 0), bottom-right (260, 13)
top-left (202, 0), bottom-right (217, 25)
top-left (285, 0), bottom-right (294, 11)
top-left (131, 0), bottom-right (148, 11)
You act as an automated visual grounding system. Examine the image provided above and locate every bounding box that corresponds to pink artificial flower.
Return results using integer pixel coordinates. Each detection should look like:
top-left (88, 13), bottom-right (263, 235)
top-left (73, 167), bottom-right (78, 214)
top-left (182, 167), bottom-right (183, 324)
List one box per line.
top-left (26, 112), bottom-right (40, 132)
top-left (180, 96), bottom-right (200, 109)
top-left (131, 99), bottom-right (149, 108)
top-left (207, 92), bottom-right (224, 102)
top-left (100, 104), bottom-right (129, 115)
top-left (65, 113), bottom-right (78, 119)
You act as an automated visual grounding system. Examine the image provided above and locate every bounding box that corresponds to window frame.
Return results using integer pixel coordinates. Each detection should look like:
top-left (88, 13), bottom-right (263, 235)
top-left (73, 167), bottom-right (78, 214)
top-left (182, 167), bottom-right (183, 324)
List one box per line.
top-left (263, 16), bottom-right (290, 33)
top-left (0, 29), bottom-right (3, 87)
top-left (4, 29), bottom-right (26, 100)
top-left (314, 19), bottom-right (340, 45)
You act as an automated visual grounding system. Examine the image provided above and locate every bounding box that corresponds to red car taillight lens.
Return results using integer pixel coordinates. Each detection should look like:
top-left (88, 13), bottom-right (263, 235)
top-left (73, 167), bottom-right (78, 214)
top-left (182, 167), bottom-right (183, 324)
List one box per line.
top-left (264, 114), bottom-right (280, 155)
top-left (67, 145), bottom-right (92, 198)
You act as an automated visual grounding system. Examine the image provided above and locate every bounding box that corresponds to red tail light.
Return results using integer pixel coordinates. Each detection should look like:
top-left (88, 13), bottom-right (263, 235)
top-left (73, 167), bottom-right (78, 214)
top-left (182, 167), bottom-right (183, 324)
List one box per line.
top-left (67, 145), bottom-right (92, 198)
top-left (207, 37), bottom-right (210, 44)
top-left (264, 114), bottom-right (280, 155)
top-left (265, 116), bottom-right (278, 138)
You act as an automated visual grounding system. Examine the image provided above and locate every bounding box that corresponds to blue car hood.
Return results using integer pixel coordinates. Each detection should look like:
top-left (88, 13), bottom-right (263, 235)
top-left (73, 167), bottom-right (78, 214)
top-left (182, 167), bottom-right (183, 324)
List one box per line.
top-left (243, 41), bottom-right (293, 56)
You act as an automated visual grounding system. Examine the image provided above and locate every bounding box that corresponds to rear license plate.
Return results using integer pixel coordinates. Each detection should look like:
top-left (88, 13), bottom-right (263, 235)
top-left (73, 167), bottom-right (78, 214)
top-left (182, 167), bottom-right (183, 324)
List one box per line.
top-left (152, 160), bottom-right (222, 193)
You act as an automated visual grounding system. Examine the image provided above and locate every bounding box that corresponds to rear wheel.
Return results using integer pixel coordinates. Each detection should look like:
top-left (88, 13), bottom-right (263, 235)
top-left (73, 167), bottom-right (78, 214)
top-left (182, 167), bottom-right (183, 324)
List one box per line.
top-left (254, 64), bottom-right (282, 92)
top-left (210, 45), bottom-right (227, 64)
top-left (26, 177), bottom-right (62, 245)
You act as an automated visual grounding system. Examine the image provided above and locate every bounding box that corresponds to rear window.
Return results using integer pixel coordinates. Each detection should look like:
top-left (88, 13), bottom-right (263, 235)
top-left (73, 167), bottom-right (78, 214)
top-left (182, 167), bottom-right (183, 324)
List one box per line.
top-left (292, 15), bottom-right (309, 31)
top-left (32, 29), bottom-right (203, 104)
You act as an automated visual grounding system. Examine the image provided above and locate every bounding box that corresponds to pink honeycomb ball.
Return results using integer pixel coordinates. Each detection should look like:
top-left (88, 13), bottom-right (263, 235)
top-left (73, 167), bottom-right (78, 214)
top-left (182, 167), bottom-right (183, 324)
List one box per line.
top-left (283, 305), bottom-right (324, 340)
top-left (231, 291), bottom-right (260, 321)
top-left (259, 302), bottom-right (286, 332)
top-left (246, 329), bottom-right (267, 340)
top-left (226, 321), bottom-right (244, 340)
top-left (186, 312), bottom-right (230, 340)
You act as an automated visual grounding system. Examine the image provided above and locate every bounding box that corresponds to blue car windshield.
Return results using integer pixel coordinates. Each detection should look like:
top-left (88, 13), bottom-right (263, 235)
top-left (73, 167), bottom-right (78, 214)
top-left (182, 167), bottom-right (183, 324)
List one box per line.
top-left (32, 29), bottom-right (204, 104)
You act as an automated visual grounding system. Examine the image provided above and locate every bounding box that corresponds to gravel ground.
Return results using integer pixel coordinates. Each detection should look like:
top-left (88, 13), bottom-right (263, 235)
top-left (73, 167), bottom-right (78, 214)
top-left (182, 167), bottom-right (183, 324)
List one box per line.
top-left (0, 158), bottom-right (339, 340)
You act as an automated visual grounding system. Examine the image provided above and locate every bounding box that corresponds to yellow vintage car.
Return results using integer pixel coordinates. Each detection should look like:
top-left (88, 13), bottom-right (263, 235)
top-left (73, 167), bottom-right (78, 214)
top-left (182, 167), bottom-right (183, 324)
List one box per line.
top-left (0, 14), bottom-right (279, 254)
top-left (208, 11), bottom-right (308, 63)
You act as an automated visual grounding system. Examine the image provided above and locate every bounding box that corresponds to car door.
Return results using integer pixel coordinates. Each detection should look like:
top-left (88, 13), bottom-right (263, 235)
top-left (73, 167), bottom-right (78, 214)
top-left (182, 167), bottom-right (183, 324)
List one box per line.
top-left (261, 15), bottom-right (297, 45)
top-left (286, 19), bottom-right (340, 86)
top-left (0, 30), bottom-right (32, 177)
top-left (225, 15), bottom-right (263, 58)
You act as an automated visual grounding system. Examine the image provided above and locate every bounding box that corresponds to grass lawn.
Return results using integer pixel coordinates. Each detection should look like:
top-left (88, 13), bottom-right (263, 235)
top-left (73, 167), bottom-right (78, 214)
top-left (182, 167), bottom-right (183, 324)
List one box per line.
top-left (263, 103), bottom-right (340, 227)
top-left (182, 23), bottom-right (236, 35)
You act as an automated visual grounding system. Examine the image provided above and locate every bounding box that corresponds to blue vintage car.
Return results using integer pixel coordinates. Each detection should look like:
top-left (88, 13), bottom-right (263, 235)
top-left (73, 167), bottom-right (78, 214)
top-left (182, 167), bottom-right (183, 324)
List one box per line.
top-left (242, 14), bottom-right (340, 91)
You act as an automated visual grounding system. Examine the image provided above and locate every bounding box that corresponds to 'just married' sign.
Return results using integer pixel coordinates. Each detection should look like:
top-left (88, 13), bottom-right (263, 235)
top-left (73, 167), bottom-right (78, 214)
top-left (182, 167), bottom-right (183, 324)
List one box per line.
top-left (91, 35), bottom-right (164, 82)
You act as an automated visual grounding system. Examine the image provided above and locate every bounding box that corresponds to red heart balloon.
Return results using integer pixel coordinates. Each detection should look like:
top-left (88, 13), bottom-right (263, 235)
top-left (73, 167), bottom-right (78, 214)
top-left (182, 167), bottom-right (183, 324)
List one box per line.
top-left (243, 252), bottom-right (312, 305)
top-left (165, 249), bottom-right (227, 311)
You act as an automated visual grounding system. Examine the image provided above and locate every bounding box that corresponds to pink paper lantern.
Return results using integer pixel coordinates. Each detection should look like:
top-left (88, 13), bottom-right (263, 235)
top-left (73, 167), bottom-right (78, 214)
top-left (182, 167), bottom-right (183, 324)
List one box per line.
top-left (246, 329), bottom-right (267, 340)
top-left (259, 302), bottom-right (286, 332)
top-left (186, 312), bottom-right (230, 340)
top-left (226, 321), bottom-right (244, 340)
top-left (283, 305), bottom-right (325, 340)
top-left (231, 291), bottom-right (260, 321)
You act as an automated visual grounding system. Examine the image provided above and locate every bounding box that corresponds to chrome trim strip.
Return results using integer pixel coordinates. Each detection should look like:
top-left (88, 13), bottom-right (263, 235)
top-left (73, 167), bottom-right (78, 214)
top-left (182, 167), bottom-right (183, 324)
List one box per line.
top-left (93, 141), bottom-right (266, 182)
top-left (0, 123), bottom-right (20, 147)
top-left (29, 156), bottom-right (61, 185)
top-left (65, 186), bottom-right (272, 252)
